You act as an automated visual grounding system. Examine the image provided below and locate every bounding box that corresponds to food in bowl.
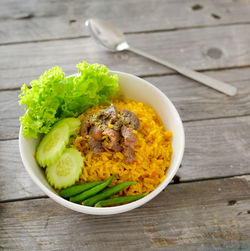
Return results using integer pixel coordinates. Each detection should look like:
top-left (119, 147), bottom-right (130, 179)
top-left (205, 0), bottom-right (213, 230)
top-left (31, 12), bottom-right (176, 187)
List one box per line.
top-left (74, 99), bottom-right (172, 198)
top-left (19, 61), bottom-right (174, 209)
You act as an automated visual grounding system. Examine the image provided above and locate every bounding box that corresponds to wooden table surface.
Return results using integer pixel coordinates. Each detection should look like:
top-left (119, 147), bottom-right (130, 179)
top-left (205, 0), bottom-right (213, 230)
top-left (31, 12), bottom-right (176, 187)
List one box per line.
top-left (1, 0), bottom-right (250, 250)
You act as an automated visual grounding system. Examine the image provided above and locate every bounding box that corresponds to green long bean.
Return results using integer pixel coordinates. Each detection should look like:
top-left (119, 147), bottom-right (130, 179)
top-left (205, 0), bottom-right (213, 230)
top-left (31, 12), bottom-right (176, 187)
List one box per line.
top-left (95, 193), bottom-right (146, 207)
top-left (60, 181), bottom-right (104, 198)
top-left (82, 181), bottom-right (137, 206)
top-left (69, 175), bottom-right (114, 202)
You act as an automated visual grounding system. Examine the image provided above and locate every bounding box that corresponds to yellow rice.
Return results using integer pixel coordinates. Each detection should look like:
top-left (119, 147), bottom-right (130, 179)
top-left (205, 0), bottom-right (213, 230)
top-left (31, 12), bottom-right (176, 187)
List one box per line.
top-left (73, 99), bottom-right (172, 196)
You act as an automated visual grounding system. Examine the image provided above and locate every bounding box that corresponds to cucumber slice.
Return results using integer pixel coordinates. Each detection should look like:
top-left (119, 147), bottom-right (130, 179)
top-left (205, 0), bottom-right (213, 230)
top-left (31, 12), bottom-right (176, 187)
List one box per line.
top-left (36, 123), bottom-right (70, 167)
top-left (57, 118), bottom-right (80, 135)
top-left (36, 118), bottom-right (80, 167)
top-left (46, 148), bottom-right (84, 189)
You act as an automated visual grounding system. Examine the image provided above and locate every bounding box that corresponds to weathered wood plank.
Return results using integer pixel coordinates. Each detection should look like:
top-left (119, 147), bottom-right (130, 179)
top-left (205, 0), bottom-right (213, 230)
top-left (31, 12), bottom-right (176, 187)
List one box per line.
top-left (1, 24), bottom-right (250, 89)
top-left (179, 116), bottom-right (250, 182)
top-left (1, 115), bottom-right (250, 201)
top-left (145, 67), bottom-right (250, 121)
top-left (0, 90), bottom-right (23, 140)
top-left (1, 176), bottom-right (250, 250)
top-left (1, 0), bottom-right (250, 44)
top-left (1, 66), bottom-right (249, 141)
top-left (0, 139), bottom-right (45, 200)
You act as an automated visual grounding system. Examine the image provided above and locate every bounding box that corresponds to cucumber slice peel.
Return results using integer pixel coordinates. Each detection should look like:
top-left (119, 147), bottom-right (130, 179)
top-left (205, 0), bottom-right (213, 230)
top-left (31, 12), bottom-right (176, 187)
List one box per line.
top-left (36, 123), bottom-right (70, 167)
top-left (46, 148), bottom-right (84, 189)
top-left (36, 117), bottom-right (81, 167)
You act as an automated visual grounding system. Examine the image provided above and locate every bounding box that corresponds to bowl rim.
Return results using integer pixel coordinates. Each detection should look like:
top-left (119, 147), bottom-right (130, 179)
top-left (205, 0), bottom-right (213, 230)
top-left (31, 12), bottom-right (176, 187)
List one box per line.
top-left (19, 70), bottom-right (185, 215)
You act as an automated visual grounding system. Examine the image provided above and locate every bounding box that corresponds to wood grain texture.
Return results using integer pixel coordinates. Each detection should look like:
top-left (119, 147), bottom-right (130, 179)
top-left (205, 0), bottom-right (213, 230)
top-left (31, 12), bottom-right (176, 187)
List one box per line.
top-left (1, 24), bottom-right (250, 89)
top-left (145, 67), bottom-right (250, 121)
top-left (1, 0), bottom-right (250, 44)
top-left (0, 139), bottom-right (45, 201)
top-left (2, 66), bottom-right (249, 140)
top-left (179, 116), bottom-right (250, 182)
top-left (1, 1), bottom-right (250, 249)
top-left (1, 116), bottom-right (250, 201)
top-left (0, 90), bottom-right (23, 140)
top-left (1, 176), bottom-right (250, 250)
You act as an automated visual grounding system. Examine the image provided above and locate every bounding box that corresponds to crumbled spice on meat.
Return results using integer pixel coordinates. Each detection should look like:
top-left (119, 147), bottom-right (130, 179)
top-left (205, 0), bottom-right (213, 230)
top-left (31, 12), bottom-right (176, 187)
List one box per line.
top-left (102, 128), bottom-right (122, 152)
top-left (121, 109), bottom-right (140, 130)
top-left (79, 104), bottom-right (140, 162)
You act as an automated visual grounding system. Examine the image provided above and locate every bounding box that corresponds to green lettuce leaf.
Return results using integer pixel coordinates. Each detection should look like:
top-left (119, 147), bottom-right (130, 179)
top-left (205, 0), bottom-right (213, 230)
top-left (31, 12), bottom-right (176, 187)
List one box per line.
top-left (19, 62), bottom-right (119, 138)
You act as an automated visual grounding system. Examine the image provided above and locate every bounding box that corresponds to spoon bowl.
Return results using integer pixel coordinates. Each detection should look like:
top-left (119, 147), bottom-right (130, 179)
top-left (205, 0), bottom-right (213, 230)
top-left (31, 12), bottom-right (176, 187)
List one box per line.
top-left (85, 19), bottom-right (129, 51)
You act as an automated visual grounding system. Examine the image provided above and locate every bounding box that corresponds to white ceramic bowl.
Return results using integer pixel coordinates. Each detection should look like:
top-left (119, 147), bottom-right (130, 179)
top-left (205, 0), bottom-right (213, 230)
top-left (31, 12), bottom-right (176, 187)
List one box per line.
top-left (19, 71), bottom-right (185, 215)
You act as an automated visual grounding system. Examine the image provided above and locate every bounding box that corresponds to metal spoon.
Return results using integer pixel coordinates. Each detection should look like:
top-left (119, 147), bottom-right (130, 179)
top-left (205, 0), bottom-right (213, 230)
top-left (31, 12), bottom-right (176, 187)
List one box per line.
top-left (85, 18), bottom-right (237, 96)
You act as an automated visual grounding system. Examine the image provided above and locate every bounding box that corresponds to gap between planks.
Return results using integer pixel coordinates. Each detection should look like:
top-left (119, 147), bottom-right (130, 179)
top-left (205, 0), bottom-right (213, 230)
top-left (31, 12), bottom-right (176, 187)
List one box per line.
top-left (3, 114), bottom-right (250, 142)
top-left (2, 23), bottom-right (250, 89)
top-left (1, 64), bottom-right (250, 92)
top-left (1, 174), bottom-right (250, 250)
top-left (2, 115), bottom-right (249, 201)
top-left (1, 21), bottom-right (250, 47)
top-left (1, 173), bottom-right (250, 204)
top-left (183, 114), bottom-right (250, 124)
top-left (139, 64), bottom-right (250, 79)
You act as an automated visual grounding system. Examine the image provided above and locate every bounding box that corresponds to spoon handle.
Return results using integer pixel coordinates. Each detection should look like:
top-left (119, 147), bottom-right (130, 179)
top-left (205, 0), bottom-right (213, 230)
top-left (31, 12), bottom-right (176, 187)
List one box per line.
top-left (128, 47), bottom-right (237, 96)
